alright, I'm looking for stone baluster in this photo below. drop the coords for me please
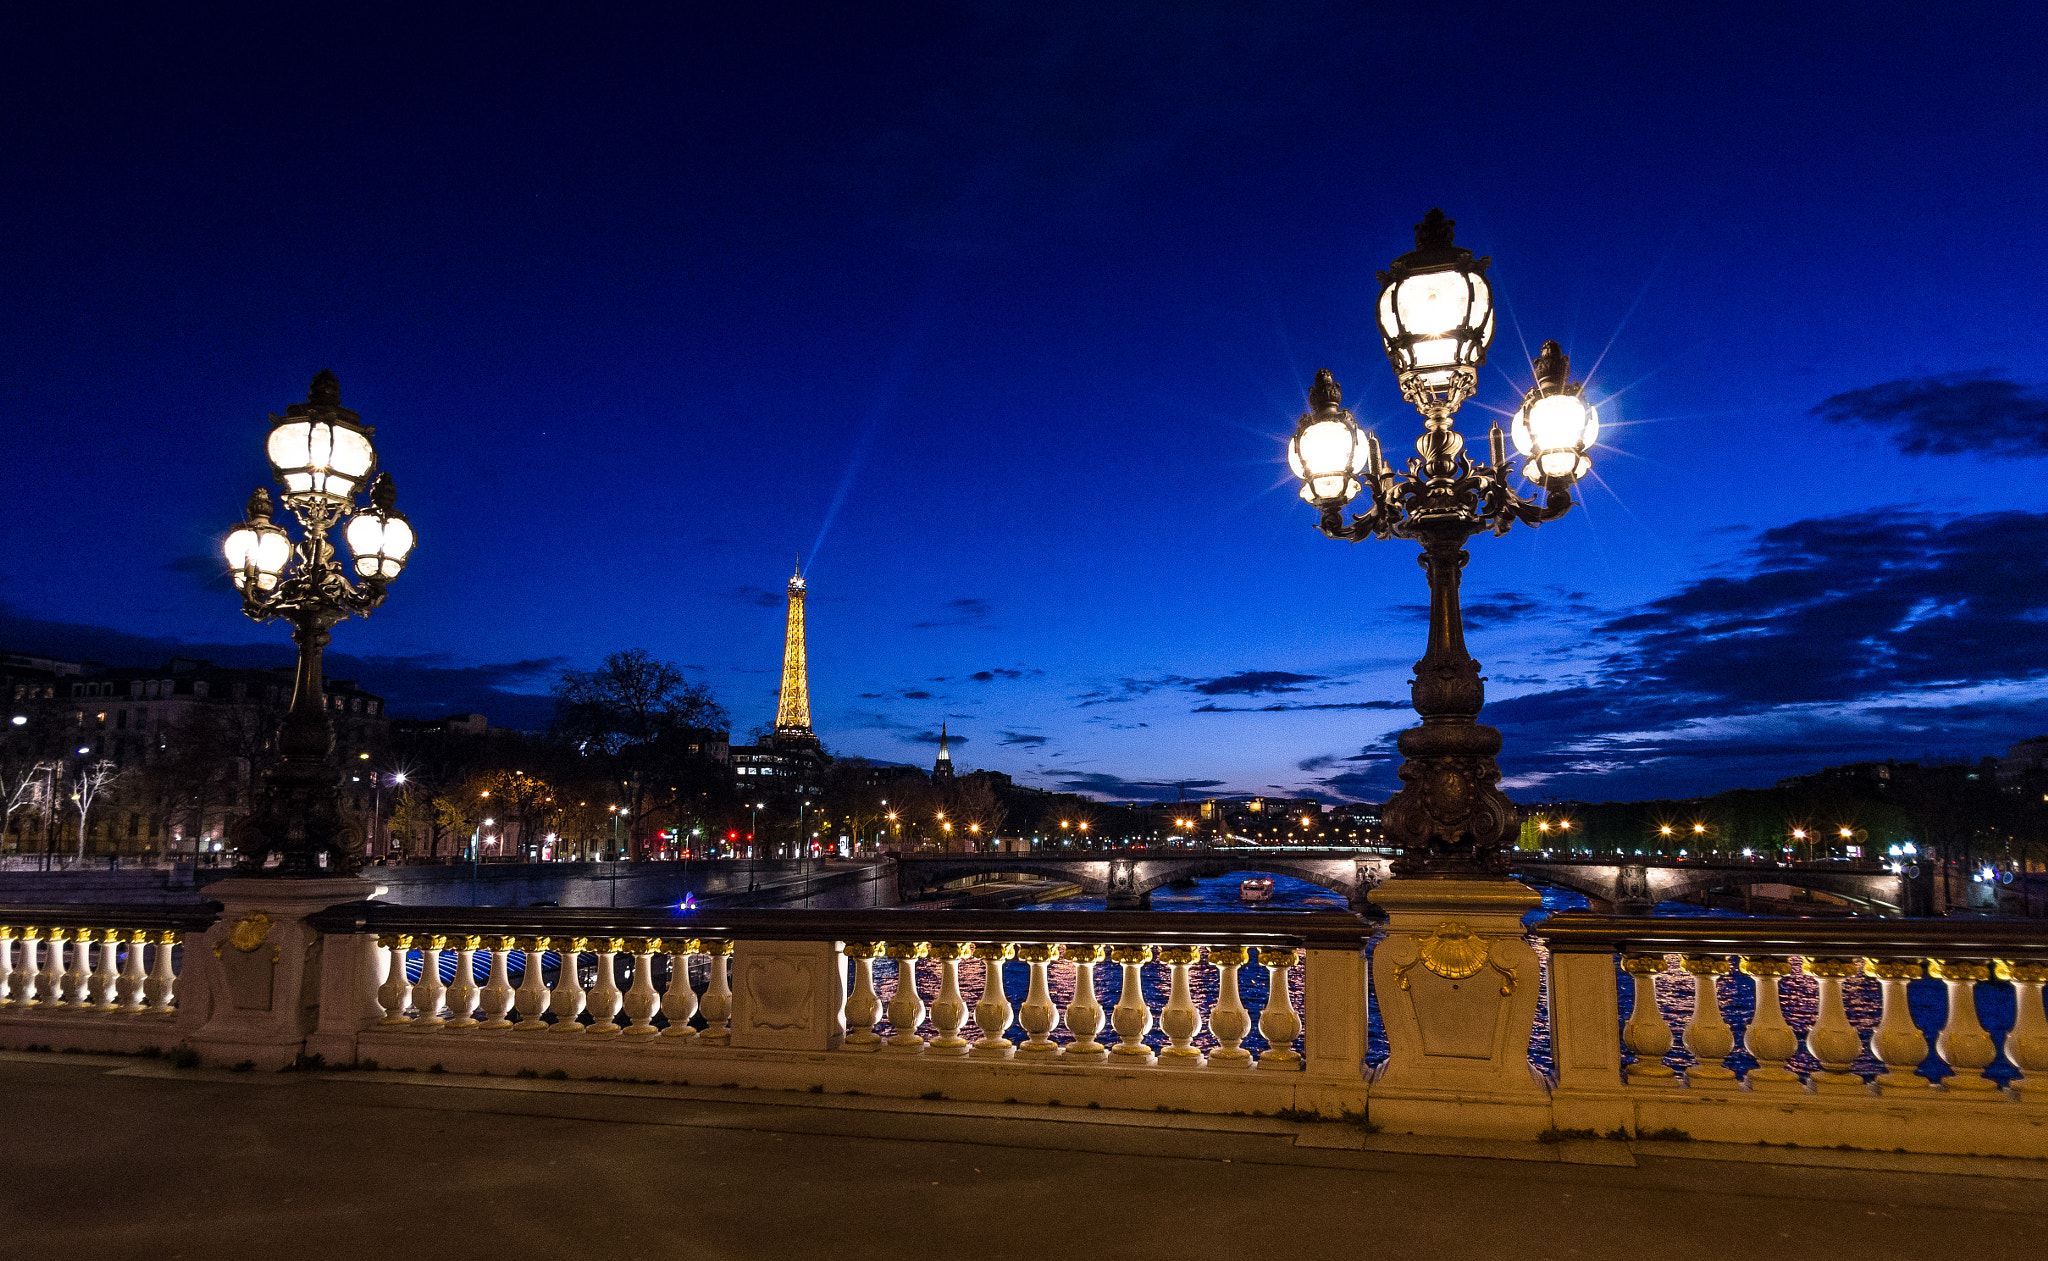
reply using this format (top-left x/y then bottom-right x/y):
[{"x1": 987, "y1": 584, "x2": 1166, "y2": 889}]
[
  {"x1": 1620, "y1": 955, "x2": 1675, "y2": 1080},
  {"x1": 0, "y1": 926, "x2": 14, "y2": 1007},
  {"x1": 145, "y1": 929, "x2": 179, "y2": 1015},
  {"x1": 42, "y1": 927, "x2": 72, "y2": 1008},
  {"x1": 584, "y1": 937, "x2": 625, "y2": 1035},
  {"x1": 87, "y1": 929, "x2": 120, "y2": 1010},
  {"x1": 513, "y1": 938, "x2": 551, "y2": 1031},
  {"x1": 115, "y1": 929, "x2": 148, "y2": 1013},
  {"x1": 662, "y1": 939, "x2": 702, "y2": 1039},
  {"x1": 1998, "y1": 961, "x2": 2048, "y2": 1091},
  {"x1": 621, "y1": 938, "x2": 663, "y2": 1036},
  {"x1": 61, "y1": 927, "x2": 90, "y2": 1006},
  {"x1": 14, "y1": 927, "x2": 43, "y2": 1007},
  {"x1": 444, "y1": 936, "x2": 482, "y2": 1028},
  {"x1": 1013, "y1": 943, "x2": 1062, "y2": 1056},
  {"x1": 1928, "y1": 959, "x2": 1999, "y2": 1092},
  {"x1": 478, "y1": 937, "x2": 516, "y2": 1029},
  {"x1": 1678, "y1": 955, "x2": 1737, "y2": 1088},
  {"x1": 1109, "y1": 944, "x2": 1156, "y2": 1064},
  {"x1": 1864, "y1": 958, "x2": 1926, "y2": 1086},
  {"x1": 412, "y1": 935, "x2": 448, "y2": 1030},
  {"x1": 376, "y1": 934, "x2": 414, "y2": 1024},
  {"x1": 882, "y1": 942, "x2": 928, "y2": 1052},
  {"x1": 1206, "y1": 946, "x2": 1253, "y2": 1068},
  {"x1": 1255, "y1": 947, "x2": 1301, "y2": 1067},
  {"x1": 1063, "y1": 945, "x2": 1109, "y2": 1058},
  {"x1": 1739, "y1": 956, "x2": 1801, "y2": 1089},
  {"x1": 1803, "y1": 957, "x2": 1867, "y2": 1092},
  {"x1": 968, "y1": 943, "x2": 1015, "y2": 1059},
  {"x1": 698, "y1": 939, "x2": 733, "y2": 1043},
  {"x1": 1156, "y1": 945, "x2": 1205, "y2": 1067},
  {"x1": 549, "y1": 937, "x2": 589, "y2": 1033},
  {"x1": 925, "y1": 942, "x2": 972, "y2": 1054},
  {"x1": 840, "y1": 942, "x2": 884, "y2": 1048}
]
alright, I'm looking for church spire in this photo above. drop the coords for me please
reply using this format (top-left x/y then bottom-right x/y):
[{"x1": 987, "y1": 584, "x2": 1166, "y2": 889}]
[
  {"x1": 932, "y1": 722, "x2": 954, "y2": 779},
  {"x1": 773, "y1": 560, "x2": 814, "y2": 740}
]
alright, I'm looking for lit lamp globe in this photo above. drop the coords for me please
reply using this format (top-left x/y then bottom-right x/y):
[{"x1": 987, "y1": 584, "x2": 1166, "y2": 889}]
[
  {"x1": 1287, "y1": 369, "x2": 1370, "y2": 509},
  {"x1": 1510, "y1": 340, "x2": 1598, "y2": 487},
  {"x1": 1374, "y1": 208, "x2": 1495, "y2": 413},
  {"x1": 344, "y1": 473, "x2": 416, "y2": 581},
  {"x1": 266, "y1": 369, "x2": 377, "y2": 504},
  {"x1": 223, "y1": 488, "x2": 292, "y2": 592}
]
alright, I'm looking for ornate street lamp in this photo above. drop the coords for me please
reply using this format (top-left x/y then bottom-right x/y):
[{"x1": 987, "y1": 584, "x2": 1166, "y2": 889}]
[
  {"x1": 1287, "y1": 210, "x2": 1597, "y2": 876},
  {"x1": 222, "y1": 371, "x2": 416, "y2": 875}
]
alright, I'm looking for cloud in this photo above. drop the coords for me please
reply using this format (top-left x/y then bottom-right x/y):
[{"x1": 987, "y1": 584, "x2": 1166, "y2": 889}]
[
  {"x1": 1190, "y1": 670, "x2": 1322, "y2": 695},
  {"x1": 999, "y1": 731, "x2": 1048, "y2": 746},
  {"x1": 1470, "y1": 507, "x2": 2048, "y2": 798},
  {"x1": 719, "y1": 585, "x2": 785, "y2": 608},
  {"x1": 1194, "y1": 699, "x2": 1409, "y2": 713},
  {"x1": 1049, "y1": 772, "x2": 1226, "y2": 803},
  {"x1": 970, "y1": 667, "x2": 1040, "y2": 681},
  {"x1": 1812, "y1": 373, "x2": 2048, "y2": 459},
  {"x1": 908, "y1": 729, "x2": 967, "y2": 746},
  {"x1": 913, "y1": 598, "x2": 993, "y2": 628},
  {"x1": 900, "y1": 690, "x2": 935, "y2": 700}
]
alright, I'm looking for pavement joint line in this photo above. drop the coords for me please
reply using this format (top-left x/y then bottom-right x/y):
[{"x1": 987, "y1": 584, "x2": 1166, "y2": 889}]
[{"x1": 18, "y1": 1051, "x2": 2048, "y2": 1180}]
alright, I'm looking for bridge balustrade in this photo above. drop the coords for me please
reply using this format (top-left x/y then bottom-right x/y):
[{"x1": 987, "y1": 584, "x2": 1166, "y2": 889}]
[
  {"x1": 0, "y1": 905, "x2": 214, "y2": 1042},
  {"x1": 1538, "y1": 915, "x2": 2048, "y2": 1153}
]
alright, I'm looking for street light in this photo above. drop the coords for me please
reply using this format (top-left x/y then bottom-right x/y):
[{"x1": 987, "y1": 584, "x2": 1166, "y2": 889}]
[
  {"x1": 221, "y1": 371, "x2": 414, "y2": 875},
  {"x1": 1288, "y1": 213, "x2": 1596, "y2": 877}
]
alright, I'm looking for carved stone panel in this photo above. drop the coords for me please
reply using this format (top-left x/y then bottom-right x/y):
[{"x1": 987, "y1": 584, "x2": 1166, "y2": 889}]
[{"x1": 729, "y1": 941, "x2": 844, "y2": 1052}]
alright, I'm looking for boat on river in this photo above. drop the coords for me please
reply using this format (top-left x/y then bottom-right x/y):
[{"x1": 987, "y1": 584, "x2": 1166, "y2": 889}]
[{"x1": 1239, "y1": 877, "x2": 1274, "y2": 903}]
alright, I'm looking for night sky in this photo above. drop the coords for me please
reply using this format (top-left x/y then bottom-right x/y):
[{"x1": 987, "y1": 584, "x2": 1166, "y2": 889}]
[{"x1": 4, "y1": 3, "x2": 2045, "y2": 805}]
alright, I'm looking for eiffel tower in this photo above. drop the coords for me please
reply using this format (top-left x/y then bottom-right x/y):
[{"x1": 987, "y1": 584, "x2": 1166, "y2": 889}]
[{"x1": 770, "y1": 560, "x2": 820, "y2": 751}]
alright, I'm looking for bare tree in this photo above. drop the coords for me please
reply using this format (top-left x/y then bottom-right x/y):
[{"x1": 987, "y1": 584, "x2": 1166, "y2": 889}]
[
  {"x1": 3, "y1": 761, "x2": 57, "y2": 858},
  {"x1": 71, "y1": 759, "x2": 123, "y2": 862}
]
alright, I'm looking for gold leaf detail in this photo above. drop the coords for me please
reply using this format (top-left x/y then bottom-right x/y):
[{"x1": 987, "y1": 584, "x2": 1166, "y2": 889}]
[
  {"x1": 229, "y1": 912, "x2": 272, "y2": 953},
  {"x1": 1417, "y1": 921, "x2": 1489, "y2": 981}
]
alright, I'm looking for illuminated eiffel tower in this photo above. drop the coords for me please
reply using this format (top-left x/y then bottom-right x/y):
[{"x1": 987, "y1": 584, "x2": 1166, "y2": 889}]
[{"x1": 771, "y1": 560, "x2": 820, "y2": 749}]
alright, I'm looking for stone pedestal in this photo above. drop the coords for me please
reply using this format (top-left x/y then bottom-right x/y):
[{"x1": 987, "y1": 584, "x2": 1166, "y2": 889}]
[
  {"x1": 186, "y1": 876, "x2": 379, "y2": 1071},
  {"x1": 1368, "y1": 877, "x2": 1549, "y2": 1137}
]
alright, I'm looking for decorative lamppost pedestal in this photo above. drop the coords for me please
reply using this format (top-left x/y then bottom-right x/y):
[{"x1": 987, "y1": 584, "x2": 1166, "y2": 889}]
[
  {"x1": 183, "y1": 372, "x2": 417, "y2": 1068},
  {"x1": 1284, "y1": 212, "x2": 1604, "y2": 1134}
]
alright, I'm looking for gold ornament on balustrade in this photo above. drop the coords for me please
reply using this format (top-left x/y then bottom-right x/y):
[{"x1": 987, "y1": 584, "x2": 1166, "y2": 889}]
[
  {"x1": 157, "y1": 929, "x2": 182, "y2": 946},
  {"x1": 663, "y1": 938, "x2": 702, "y2": 956},
  {"x1": 1207, "y1": 945, "x2": 1250, "y2": 968},
  {"x1": 1680, "y1": 954, "x2": 1731, "y2": 976},
  {"x1": 926, "y1": 941, "x2": 970, "y2": 962},
  {"x1": 1995, "y1": 960, "x2": 2048, "y2": 985},
  {"x1": 1418, "y1": 921, "x2": 1491, "y2": 980},
  {"x1": 1802, "y1": 957, "x2": 1861, "y2": 979},
  {"x1": 1156, "y1": 945, "x2": 1202, "y2": 967},
  {"x1": 968, "y1": 942, "x2": 1014, "y2": 962},
  {"x1": 700, "y1": 939, "x2": 734, "y2": 957},
  {"x1": 1928, "y1": 959, "x2": 1992, "y2": 983},
  {"x1": 592, "y1": 937, "x2": 625, "y2": 954},
  {"x1": 229, "y1": 912, "x2": 273, "y2": 953},
  {"x1": 841, "y1": 941, "x2": 883, "y2": 960},
  {"x1": 1739, "y1": 956, "x2": 1793, "y2": 979},
  {"x1": 625, "y1": 938, "x2": 662, "y2": 955},
  {"x1": 1108, "y1": 944, "x2": 1152, "y2": 966},
  {"x1": 484, "y1": 935, "x2": 511, "y2": 951},
  {"x1": 518, "y1": 936, "x2": 547, "y2": 953},
  {"x1": 451, "y1": 934, "x2": 481, "y2": 952},
  {"x1": 883, "y1": 941, "x2": 927, "y2": 961},
  {"x1": 1863, "y1": 958, "x2": 1921, "y2": 981},
  {"x1": 421, "y1": 934, "x2": 448, "y2": 952},
  {"x1": 1620, "y1": 953, "x2": 1668, "y2": 977},
  {"x1": 1014, "y1": 943, "x2": 1058, "y2": 964},
  {"x1": 1062, "y1": 943, "x2": 1105, "y2": 964},
  {"x1": 1256, "y1": 946, "x2": 1300, "y2": 969},
  {"x1": 376, "y1": 932, "x2": 412, "y2": 950}
]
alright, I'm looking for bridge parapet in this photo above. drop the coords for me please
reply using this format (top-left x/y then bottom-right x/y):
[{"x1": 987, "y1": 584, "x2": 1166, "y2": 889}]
[{"x1": 4, "y1": 886, "x2": 2045, "y2": 1158}]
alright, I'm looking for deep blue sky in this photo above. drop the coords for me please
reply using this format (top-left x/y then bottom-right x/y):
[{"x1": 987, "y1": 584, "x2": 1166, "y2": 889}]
[{"x1": 4, "y1": 2, "x2": 2046, "y2": 804}]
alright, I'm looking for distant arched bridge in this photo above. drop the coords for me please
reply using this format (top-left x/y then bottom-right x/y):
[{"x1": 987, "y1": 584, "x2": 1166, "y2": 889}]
[{"x1": 893, "y1": 849, "x2": 1908, "y2": 915}]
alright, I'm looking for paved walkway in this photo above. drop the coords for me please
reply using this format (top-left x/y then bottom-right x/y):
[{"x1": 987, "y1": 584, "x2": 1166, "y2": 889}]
[{"x1": 2, "y1": 1052, "x2": 2043, "y2": 1260}]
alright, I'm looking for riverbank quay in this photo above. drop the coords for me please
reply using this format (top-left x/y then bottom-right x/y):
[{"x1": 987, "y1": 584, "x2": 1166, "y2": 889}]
[{"x1": 2, "y1": 1053, "x2": 2042, "y2": 1261}]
